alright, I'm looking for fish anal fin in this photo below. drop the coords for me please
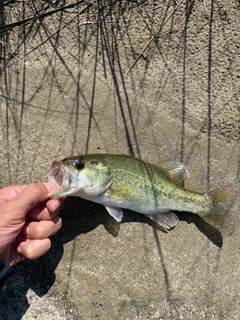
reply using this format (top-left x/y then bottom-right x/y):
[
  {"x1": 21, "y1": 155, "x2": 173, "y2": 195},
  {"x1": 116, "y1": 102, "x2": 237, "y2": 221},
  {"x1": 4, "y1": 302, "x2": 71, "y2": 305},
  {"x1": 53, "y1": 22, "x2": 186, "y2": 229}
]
[
  {"x1": 157, "y1": 161, "x2": 190, "y2": 186},
  {"x1": 105, "y1": 205, "x2": 123, "y2": 222},
  {"x1": 146, "y1": 211, "x2": 179, "y2": 230}
]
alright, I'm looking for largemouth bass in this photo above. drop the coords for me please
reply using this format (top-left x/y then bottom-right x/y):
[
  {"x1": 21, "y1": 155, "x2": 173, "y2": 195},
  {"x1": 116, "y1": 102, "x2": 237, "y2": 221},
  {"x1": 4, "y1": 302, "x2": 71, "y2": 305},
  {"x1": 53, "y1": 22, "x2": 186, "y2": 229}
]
[{"x1": 48, "y1": 154, "x2": 233, "y2": 233}]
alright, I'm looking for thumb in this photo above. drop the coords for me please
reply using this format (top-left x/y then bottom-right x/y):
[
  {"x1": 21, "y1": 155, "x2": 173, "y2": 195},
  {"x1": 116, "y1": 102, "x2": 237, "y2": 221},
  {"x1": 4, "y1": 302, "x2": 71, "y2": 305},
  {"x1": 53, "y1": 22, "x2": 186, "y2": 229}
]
[{"x1": 2, "y1": 183, "x2": 58, "y2": 221}]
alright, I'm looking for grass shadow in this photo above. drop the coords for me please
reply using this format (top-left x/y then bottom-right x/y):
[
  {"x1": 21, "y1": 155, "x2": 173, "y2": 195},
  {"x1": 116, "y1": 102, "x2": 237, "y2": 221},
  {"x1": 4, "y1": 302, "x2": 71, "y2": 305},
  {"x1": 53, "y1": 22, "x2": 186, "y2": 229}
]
[{"x1": 0, "y1": 0, "x2": 239, "y2": 318}]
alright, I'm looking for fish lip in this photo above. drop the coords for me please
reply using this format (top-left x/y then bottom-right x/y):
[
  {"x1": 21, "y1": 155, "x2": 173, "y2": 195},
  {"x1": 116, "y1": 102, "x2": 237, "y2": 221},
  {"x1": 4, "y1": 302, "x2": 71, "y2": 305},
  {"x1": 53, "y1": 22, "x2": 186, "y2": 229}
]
[
  {"x1": 48, "y1": 161, "x2": 66, "y2": 196},
  {"x1": 48, "y1": 161, "x2": 79, "y2": 198}
]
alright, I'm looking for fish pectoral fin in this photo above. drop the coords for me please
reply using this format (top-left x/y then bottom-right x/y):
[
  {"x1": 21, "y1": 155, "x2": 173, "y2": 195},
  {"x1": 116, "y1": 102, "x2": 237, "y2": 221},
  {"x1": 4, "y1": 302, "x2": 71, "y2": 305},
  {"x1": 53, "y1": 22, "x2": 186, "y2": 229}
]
[
  {"x1": 157, "y1": 161, "x2": 190, "y2": 185},
  {"x1": 105, "y1": 205, "x2": 123, "y2": 222},
  {"x1": 146, "y1": 211, "x2": 179, "y2": 230}
]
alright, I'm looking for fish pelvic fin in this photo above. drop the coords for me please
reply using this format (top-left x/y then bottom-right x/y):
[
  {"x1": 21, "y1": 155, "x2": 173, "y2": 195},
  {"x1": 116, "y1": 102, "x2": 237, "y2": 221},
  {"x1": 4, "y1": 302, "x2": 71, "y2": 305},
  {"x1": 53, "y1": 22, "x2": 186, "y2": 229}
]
[
  {"x1": 105, "y1": 205, "x2": 123, "y2": 222},
  {"x1": 146, "y1": 211, "x2": 179, "y2": 230},
  {"x1": 201, "y1": 185, "x2": 235, "y2": 235}
]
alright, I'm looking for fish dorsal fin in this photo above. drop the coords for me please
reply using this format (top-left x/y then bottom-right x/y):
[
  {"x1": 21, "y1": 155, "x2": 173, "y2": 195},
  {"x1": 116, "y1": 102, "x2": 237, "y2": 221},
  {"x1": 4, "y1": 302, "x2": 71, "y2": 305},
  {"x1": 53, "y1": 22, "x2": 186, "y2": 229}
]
[
  {"x1": 105, "y1": 205, "x2": 123, "y2": 222},
  {"x1": 146, "y1": 211, "x2": 179, "y2": 230},
  {"x1": 157, "y1": 161, "x2": 190, "y2": 185}
]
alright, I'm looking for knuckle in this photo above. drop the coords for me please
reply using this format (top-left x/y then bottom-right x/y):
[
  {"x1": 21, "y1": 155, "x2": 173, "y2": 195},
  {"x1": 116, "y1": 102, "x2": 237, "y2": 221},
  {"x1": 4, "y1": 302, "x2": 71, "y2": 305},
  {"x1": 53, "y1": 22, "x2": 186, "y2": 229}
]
[
  {"x1": 24, "y1": 183, "x2": 48, "y2": 204},
  {"x1": 24, "y1": 245, "x2": 37, "y2": 260},
  {"x1": 25, "y1": 184, "x2": 42, "y2": 197},
  {"x1": 24, "y1": 239, "x2": 51, "y2": 260},
  {"x1": 58, "y1": 217, "x2": 62, "y2": 229},
  {"x1": 35, "y1": 222, "x2": 45, "y2": 238}
]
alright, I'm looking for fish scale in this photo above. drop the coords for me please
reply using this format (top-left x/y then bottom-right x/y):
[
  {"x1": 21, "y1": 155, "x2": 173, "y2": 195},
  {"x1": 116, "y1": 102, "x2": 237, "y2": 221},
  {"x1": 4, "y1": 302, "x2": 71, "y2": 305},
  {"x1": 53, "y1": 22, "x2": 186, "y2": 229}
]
[
  {"x1": 102, "y1": 156, "x2": 211, "y2": 214},
  {"x1": 48, "y1": 154, "x2": 234, "y2": 233}
]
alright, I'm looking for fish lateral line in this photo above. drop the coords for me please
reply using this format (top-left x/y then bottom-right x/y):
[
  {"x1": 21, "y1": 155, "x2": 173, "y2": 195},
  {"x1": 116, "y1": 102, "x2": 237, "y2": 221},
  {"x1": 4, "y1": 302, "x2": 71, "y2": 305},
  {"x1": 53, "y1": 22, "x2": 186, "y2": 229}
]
[{"x1": 48, "y1": 154, "x2": 235, "y2": 234}]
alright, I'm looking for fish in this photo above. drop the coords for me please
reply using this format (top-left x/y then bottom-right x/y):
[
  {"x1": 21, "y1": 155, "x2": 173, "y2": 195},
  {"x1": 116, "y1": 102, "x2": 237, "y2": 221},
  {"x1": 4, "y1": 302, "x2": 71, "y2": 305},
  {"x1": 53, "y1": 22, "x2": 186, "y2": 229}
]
[{"x1": 48, "y1": 154, "x2": 234, "y2": 233}]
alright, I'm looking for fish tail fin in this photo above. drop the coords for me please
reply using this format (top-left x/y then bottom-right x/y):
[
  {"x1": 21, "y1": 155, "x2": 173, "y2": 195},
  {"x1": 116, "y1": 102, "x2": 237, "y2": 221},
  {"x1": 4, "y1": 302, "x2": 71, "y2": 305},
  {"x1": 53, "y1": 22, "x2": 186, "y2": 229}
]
[{"x1": 201, "y1": 185, "x2": 235, "y2": 235}]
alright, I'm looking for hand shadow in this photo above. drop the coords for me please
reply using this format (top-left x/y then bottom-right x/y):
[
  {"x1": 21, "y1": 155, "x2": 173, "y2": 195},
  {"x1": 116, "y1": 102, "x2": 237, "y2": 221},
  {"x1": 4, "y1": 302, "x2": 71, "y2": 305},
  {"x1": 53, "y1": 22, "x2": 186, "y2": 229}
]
[
  {"x1": 0, "y1": 197, "x2": 105, "y2": 319},
  {"x1": 0, "y1": 197, "x2": 150, "y2": 319}
]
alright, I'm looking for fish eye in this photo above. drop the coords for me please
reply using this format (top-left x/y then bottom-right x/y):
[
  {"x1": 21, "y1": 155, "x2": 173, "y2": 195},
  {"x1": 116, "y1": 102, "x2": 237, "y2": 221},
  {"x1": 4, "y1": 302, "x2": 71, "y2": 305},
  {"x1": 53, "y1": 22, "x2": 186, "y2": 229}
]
[{"x1": 75, "y1": 160, "x2": 84, "y2": 170}]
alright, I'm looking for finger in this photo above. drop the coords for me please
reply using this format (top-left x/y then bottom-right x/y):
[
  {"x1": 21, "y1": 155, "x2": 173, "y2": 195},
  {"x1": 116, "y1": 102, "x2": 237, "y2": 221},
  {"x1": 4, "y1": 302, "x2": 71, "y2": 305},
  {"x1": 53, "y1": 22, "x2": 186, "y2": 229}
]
[
  {"x1": 27, "y1": 199, "x2": 63, "y2": 220},
  {"x1": 46, "y1": 198, "x2": 63, "y2": 213},
  {"x1": 21, "y1": 216, "x2": 62, "y2": 239},
  {"x1": 17, "y1": 238, "x2": 51, "y2": 260},
  {"x1": 3, "y1": 183, "x2": 58, "y2": 221},
  {"x1": 0, "y1": 185, "x2": 27, "y2": 204}
]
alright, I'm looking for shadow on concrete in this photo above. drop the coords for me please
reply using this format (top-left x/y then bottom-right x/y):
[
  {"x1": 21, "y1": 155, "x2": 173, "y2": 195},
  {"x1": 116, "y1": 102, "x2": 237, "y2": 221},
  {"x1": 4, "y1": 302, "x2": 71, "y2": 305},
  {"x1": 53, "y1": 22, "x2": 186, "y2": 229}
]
[
  {"x1": 0, "y1": 0, "x2": 238, "y2": 319},
  {"x1": 0, "y1": 192, "x2": 223, "y2": 319}
]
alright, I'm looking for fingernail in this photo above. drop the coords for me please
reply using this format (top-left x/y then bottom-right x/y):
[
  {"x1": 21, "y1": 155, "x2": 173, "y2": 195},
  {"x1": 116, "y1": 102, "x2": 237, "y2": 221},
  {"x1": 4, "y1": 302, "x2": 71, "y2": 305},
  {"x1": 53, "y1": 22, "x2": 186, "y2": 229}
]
[{"x1": 43, "y1": 182, "x2": 59, "y2": 195}]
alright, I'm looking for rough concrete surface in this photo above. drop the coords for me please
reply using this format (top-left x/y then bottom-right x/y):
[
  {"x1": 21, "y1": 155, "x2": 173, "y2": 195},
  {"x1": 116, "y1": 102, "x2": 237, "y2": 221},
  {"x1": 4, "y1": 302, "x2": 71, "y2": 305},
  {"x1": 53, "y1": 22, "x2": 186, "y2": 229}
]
[{"x1": 0, "y1": 0, "x2": 239, "y2": 319}]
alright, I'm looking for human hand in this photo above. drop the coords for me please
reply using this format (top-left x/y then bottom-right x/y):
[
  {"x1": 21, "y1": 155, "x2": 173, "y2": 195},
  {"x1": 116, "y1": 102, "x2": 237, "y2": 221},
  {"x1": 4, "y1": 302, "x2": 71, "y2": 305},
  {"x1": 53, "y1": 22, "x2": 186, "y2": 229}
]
[{"x1": 0, "y1": 183, "x2": 63, "y2": 266}]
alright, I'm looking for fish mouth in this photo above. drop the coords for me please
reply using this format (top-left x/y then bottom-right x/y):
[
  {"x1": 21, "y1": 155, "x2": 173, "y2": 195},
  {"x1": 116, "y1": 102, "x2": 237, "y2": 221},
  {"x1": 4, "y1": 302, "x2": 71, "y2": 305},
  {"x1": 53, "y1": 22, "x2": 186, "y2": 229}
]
[{"x1": 48, "y1": 161, "x2": 80, "y2": 198}]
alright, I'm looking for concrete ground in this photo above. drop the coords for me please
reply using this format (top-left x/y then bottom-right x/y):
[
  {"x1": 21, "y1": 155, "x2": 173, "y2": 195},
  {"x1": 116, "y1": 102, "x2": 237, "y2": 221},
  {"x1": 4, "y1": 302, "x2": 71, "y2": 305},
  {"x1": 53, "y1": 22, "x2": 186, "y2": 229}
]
[{"x1": 0, "y1": 1, "x2": 239, "y2": 319}]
